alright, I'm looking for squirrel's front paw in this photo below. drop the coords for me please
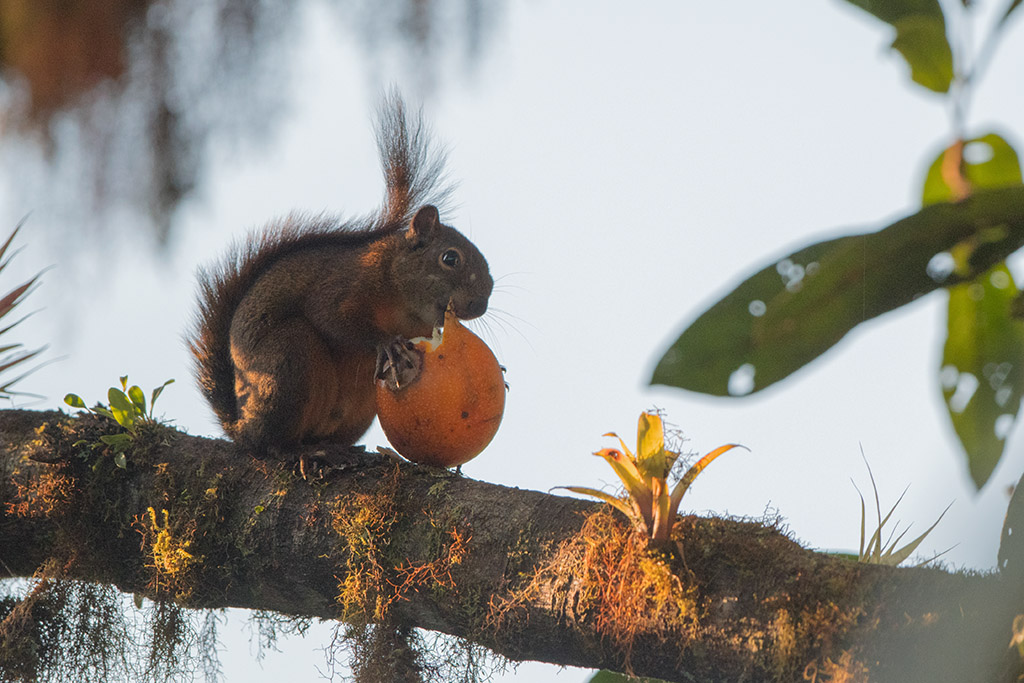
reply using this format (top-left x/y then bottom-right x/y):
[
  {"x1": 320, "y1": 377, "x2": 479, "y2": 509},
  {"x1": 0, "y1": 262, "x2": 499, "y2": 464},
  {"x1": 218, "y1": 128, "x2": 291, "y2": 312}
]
[{"x1": 375, "y1": 337, "x2": 423, "y2": 391}]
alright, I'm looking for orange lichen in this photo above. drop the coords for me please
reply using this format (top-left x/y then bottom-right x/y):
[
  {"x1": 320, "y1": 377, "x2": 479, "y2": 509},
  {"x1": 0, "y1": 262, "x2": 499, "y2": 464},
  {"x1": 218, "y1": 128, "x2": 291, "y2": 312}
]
[
  {"x1": 6, "y1": 467, "x2": 74, "y2": 519},
  {"x1": 331, "y1": 465, "x2": 470, "y2": 622},
  {"x1": 489, "y1": 507, "x2": 696, "y2": 673}
]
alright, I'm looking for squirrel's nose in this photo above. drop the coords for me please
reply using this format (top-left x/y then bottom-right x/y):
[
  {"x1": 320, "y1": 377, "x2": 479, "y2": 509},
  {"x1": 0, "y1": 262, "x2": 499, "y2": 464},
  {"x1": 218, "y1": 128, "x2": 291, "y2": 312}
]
[{"x1": 459, "y1": 297, "x2": 488, "y2": 320}]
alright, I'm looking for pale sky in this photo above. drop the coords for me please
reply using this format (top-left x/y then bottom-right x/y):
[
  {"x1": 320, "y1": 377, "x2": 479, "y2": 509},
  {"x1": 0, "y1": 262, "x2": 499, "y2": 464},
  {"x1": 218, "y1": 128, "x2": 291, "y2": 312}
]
[{"x1": 4, "y1": 1, "x2": 1024, "y2": 681}]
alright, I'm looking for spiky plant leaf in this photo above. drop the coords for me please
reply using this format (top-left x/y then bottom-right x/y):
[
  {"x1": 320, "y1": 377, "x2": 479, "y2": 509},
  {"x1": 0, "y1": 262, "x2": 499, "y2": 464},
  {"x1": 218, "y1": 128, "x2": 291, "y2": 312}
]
[
  {"x1": 593, "y1": 448, "x2": 653, "y2": 523},
  {"x1": 602, "y1": 432, "x2": 634, "y2": 460},
  {"x1": 559, "y1": 486, "x2": 640, "y2": 525},
  {"x1": 0, "y1": 223, "x2": 45, "y2": 400},
  {"x1": 881, "y1": 502, "x2": 953, "y2": 566},
  {"x1": 668, "y1": 444, "x2": 746, "y2": 517}
]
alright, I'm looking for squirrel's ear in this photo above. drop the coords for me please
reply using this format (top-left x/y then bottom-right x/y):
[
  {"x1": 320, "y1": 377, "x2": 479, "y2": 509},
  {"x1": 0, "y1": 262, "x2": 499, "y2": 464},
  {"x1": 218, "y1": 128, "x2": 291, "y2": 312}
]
[{"x1": 407, "y1": 205, "x2": 440, "y2": 244}]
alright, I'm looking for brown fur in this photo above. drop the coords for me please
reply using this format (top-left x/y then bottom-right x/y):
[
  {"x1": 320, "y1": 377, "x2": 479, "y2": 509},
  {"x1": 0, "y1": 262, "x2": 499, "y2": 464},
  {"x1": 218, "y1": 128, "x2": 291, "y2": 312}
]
[{"x1": 188, "y1": 92, "x2": 492, "y2": 454}]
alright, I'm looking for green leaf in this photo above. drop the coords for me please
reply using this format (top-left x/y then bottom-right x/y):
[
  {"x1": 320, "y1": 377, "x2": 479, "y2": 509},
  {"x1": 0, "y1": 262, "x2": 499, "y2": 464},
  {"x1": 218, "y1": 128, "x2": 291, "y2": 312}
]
[
  {"x1": 64, "y1": 393, "x2": 86, "y2": 409},
  {"x1": 841, "y1": 0, "x2": 953, "y2": 93},
  {"x1": 651, "y1": 186, "x2": 1024, "y2": 396},
  {"x1": 942, "y1": 263, "x2": 1024, "y2": 488},
  {"x1": 113, "y1": 452, "x2": 128, "y2": 470},
  {"x1": 999, "y1": 470, "x2": 1024, "y2": 580},
  {"x1": 92, "y1": 407, "x2": 116, "y2": 421},
  {"x1": 119, "y1": 375, "x2": 128, "y2": 392},
  {"x1": 127, "y1": 384, "x2": 146, "y2": 416},
  {"x1": 924, "y1": 133, "x2": 1024, "y2": 489},
  {"x1": 889, "y1": 16, "x2": 954, "y2": 93},
  {"x1": 842, "y1": 0, "x2": 944, "y2": 25},
  {"x1": 923, "y1": 133, "x2": 1022, "y2": 207},
  {"x1": 108, "y1": 388, "x2": 136, "y2": 432},
  {"x1": 150, "y1": 379, "x2": 174, "y2": 413}
]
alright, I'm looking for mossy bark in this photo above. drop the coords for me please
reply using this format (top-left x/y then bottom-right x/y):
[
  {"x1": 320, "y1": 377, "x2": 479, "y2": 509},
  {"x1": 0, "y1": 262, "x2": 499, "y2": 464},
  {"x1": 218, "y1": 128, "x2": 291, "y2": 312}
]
[{"x1": 1, "y1": 408, "x2": 1021, "y2": 682}]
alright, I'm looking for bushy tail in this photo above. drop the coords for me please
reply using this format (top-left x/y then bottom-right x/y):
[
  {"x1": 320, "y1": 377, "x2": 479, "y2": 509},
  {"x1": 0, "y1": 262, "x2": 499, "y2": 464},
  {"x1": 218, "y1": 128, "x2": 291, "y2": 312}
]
[
  {"x1": 189, "y1": 260, "x2": 242, "y2": 433},
  {"x1": 375, "y1": 89, "x2": 455, "y2": 227},
  {"x1": 189, "y1": 90, "x2": 454, "y2": 436}
]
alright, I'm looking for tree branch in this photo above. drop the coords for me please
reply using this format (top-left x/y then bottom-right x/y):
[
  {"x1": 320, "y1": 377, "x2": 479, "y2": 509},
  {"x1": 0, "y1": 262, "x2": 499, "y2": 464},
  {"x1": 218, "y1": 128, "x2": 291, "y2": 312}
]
[{"x1": 1, "y1": 408, "x2": 1021, "y2": 682}]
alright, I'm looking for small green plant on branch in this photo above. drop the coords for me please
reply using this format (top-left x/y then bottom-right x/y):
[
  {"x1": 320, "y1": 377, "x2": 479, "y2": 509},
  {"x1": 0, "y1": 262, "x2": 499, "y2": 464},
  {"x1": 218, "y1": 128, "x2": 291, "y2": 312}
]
[
  {"x1": 64, "y1": 376, "x2": 174, "y2": 468},
  {"x1": 0, "y1": 222, "x2": 46, "y2": 400},
  {"x1": 561, "y1": 411, "x2": 743, "y2": 544},
  {"x1": 854, "y1": 456, "x2": 953, "y2": 567}
]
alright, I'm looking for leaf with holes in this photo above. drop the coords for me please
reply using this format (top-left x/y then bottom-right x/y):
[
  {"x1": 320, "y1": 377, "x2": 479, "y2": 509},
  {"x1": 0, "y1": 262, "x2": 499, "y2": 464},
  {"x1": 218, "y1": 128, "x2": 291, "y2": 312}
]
[
  {"x1": 651, "y1": 186, "x2": 1024, "y2": 396},
  {"x1": 999, "y1": 470, "x2": 1024, "y2": 581},
  {"x1": 925, "y1": 133, "x2": 1024, "y2": 489},
  {"x1": 941, "y1": 264, "x2": 1024, "y2": 489},
  {"x1": 922, "y1": 134, "x2": 1022, "y2": 207}
]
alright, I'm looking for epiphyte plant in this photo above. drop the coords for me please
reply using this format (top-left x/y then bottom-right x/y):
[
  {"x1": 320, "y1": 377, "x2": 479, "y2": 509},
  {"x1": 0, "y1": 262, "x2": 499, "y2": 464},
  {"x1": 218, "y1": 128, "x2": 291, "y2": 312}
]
[
  {"x1": 564, "y1": 411, "x2": 744, "y2": 544},
  {"x1": 64, "y1": 376, "x2": 174, "y2": 468}
]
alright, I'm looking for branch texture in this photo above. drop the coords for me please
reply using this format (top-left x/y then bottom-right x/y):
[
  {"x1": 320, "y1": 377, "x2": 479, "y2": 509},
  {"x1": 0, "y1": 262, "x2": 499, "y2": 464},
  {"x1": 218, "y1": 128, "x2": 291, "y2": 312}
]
[{"x1": 0, "y1": 409, "x2": 1020, "y2": 682}]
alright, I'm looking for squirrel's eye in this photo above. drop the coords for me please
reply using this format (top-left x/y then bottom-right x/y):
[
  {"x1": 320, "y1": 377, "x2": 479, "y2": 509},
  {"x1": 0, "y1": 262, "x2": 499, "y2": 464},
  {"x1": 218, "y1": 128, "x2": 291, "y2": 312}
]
[{"x1": 440, "y1": 248, "x2": 462, "y2": 269}]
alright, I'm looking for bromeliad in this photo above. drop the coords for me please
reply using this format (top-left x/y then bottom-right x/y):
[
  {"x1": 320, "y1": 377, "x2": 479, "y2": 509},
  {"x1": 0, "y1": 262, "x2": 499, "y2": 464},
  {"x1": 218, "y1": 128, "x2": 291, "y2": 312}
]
[{"x1": 563, "y1": 411, "x2": 744, "y2": 544}]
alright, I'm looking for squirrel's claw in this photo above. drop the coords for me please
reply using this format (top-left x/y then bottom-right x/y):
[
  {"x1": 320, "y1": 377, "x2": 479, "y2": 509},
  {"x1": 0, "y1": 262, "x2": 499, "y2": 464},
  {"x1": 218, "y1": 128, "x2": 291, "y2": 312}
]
[{"x1": 375, "y1": 338, "x2": 423, "y2": 391}]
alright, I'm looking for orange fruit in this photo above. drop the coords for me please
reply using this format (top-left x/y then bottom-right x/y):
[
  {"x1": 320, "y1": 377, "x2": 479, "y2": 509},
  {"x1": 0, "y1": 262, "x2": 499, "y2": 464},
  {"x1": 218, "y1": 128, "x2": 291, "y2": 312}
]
[{"x1": 376, "y1": 309, "x2": 505, "y2": 467}]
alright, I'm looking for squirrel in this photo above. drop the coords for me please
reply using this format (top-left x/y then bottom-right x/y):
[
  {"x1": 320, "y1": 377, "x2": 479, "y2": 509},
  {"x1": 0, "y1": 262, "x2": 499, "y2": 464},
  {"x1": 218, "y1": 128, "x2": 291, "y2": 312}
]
[{"x1": 188, "y1": 92, "x2": 493, "y2": 456}]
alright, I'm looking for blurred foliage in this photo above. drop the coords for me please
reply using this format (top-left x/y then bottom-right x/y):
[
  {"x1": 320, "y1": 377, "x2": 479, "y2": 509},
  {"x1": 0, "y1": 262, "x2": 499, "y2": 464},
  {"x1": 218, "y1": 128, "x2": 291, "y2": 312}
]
[
  {"x1": 653, "y1": 1, "x2": 1024, "y2": 491},
  {"x1": 1000, "y1": 472, "x2": 1024, "y2": 581},
  {"x1": 0, "y1": 222, "x2": 44, "y2": 400},
  {"x1": 0, "y1": 0, "x2": 500, "y2": 247},
  {"x1": 926, "y1": 135, "x2": 1024, "y2": 487},
  {"x1": 842, "y1": 0, "x2": 953, "y2": 92},
  {"x1": 651, "y1": 187, "x2": 1024, "y2": 397}
]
